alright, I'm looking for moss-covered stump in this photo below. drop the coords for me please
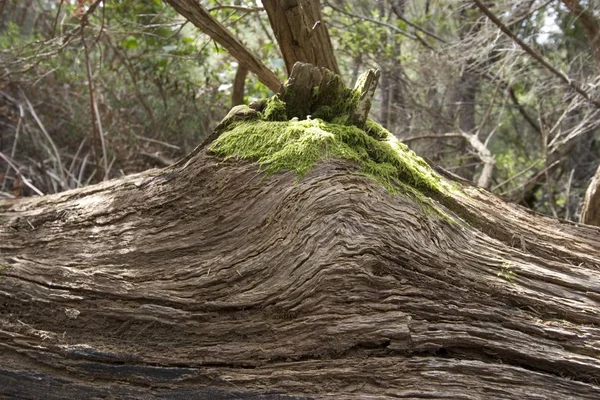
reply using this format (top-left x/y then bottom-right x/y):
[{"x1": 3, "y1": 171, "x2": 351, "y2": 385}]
[
  {"x1": 206, "y1": 62, "x2": 452, "y2": 202},
  {"x1": 210, "y1": 106, "x2": 451, "y2": 197},
  {"x1": 1, "y1": 65, "x2": 600, "y2": 399}
]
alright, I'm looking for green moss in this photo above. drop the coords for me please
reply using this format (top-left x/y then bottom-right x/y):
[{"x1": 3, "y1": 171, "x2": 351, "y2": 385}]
[
  {"x1": 263, "y1": 95, "x2": 287, "y2": 121},
  {"x1": 365, "y1": 118, "x2": 392, "y2": 140},
  {"x1": 209, "y1": 116, "x2": 453, "y2": 197},
  {"x1": 280, "y1": 73, "x2": 358, "y2": 123}
]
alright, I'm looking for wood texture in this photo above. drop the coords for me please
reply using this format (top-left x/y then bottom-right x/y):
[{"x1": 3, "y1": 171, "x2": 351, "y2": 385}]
[
  {"x1": 1, "y1": 146, "x2": 600, "y2": 398},
  {"x1": 349, "y1": 68, "x2": 381, "y2": 128},
  {"x1": 280, "y1": 62, "x2": 345, "y2": 119}
]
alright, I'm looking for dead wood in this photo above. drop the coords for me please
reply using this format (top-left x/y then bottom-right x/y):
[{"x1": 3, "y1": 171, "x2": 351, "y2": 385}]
[{"x1": 1, "y1": 146, "x2": 600, "y2": 398}]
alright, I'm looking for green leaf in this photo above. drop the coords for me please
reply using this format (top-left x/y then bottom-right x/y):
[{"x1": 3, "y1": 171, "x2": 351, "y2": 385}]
[
  {"x1": 182, "y1": 36, "x2": 195, "y2": 44},
  {"x1": 122, "y1": 36, "x2": 139, "y2": 50}
]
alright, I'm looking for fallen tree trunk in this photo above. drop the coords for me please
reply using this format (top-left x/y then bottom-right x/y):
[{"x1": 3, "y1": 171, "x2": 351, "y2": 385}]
[{"x1": 1, "y1": 65, "x2": 600, "y2": 399}]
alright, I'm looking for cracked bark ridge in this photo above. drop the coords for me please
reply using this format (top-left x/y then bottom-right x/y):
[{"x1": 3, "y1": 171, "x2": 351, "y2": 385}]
[{"x1": 1, "y1": 144, "x2": 600, "y2": 398}]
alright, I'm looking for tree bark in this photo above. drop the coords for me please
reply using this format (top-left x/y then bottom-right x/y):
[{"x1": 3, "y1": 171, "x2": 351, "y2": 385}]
[
  {"x1": 262, "y1": 0, "x2": 340, "y2": 76},
  {"x1": 1, "y1": 70, "x2": 600, "y2": 398}
]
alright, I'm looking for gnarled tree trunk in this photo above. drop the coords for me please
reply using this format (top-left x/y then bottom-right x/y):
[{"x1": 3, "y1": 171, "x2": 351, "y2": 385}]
[{"x1": 1, "y1": 64, "x2": 600, "y2": 399}]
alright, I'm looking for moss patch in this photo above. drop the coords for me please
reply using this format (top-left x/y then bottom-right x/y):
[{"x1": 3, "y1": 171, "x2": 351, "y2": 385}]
[
  {"x1": 263, "y1": 95, "x2": 287, "y2": 121},
  {"x1": 209, "y1": 111, "x2": 453, "y2": 197}
]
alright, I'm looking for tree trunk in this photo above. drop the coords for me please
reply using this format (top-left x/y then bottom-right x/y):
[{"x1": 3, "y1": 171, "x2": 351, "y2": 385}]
[
  {"x1": 451, "y1": 5, "x2": 482, "y2": 181},
  {"x1": 231, "y1": 64, "x2": 248, "y2": 106},
  {"x1": 262, "y1": 0, "x2": 340, "y2": 76},
  {"x1": 1, "y1": 66, "x2": 600, "y2": 399}
]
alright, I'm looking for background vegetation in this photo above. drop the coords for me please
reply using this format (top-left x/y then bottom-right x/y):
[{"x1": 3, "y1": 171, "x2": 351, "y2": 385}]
[{"x1": 1, "y1": 0, "x2": 599, "y2": 222}]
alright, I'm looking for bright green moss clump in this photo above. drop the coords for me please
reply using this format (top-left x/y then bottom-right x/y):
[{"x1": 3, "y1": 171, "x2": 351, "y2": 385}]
[
  {"x1": 210, "y1": 111, "x2": 453, "y2": 197},
  {"x1": 263, "y1": 95, "x2": 287, "y2": 121}
]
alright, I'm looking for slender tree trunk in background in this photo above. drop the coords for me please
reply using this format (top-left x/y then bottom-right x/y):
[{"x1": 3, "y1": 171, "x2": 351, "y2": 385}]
[
  {"x1": 231, "y1": 64, "x2": 248, "y2": 106},
  {"x1": 380, "y1": 71, "x2": 391, "y2": 127},
  {"x1": 380, "y1": 55, "x2": 406, "y2": 137},
  {"x1": 451, "y1": 4, "x2": 481, "y2": 181},
  {"x1": 378, "y1": 1, "x2": 391, "y2": 129},
  {"x1": 262, "y1": 0, "x2": 340, "y2": 75},
  {"x1": 380, "y1": 0, "x2": 407, "y2": 136},
  {"x1": 390, "y1": 1, "x2": 407, "y2": 134},
  {"x1": 349, "y1": 53, "x2": 362, "y2": 85},
  {"x1": 454, "y1": 71, "x2": 478, "y2": 136}
]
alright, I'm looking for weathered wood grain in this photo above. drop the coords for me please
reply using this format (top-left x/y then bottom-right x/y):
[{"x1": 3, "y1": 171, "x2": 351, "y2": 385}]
[{"x1": 1, "y1": 148, "x2": 599, "y2": 398}]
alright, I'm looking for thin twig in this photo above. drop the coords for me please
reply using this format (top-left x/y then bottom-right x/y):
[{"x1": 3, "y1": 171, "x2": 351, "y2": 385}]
[
  {"x1": 326, "y1": 3, "x2": 420, "y2": 43},
  {"x1": 493, "y1": 160, "x2": 543, "y2": 191},
  {"x1": 78, "y1": 152, "x2": 91, "y2": 186},
  {"x1": 1, "y1": 95, "x2": 24, "y2": 192},
  {"x1": 22, "y1": 94, "x2": 67, "y2": 189},
  {"x1": 0, "y1": 152, "x2": 44, "y2": 196},
  {"x1": 389, "y1": 2, "x2": 447, "y2": 43},
  {"x1": 565, "y1": 168, "x2": 575, "y2": 220},
  {"x1": 207, "y1": 5, "x2": 264, "y2": 13},
  {"x1": 51, "y1": 0, "x2": 65, "y2": 38},
  {"x1": 134, "y1": 134, "x2": 181, "y2": 150},
  {"x1": 69, "y1": 137, "x2": 87, "y2": 177}
]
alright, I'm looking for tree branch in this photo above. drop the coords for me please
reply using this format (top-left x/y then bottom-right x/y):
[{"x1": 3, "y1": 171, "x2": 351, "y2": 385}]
[{"x1": 163, "y1": 0, "x2": 281, "y2": 91}]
